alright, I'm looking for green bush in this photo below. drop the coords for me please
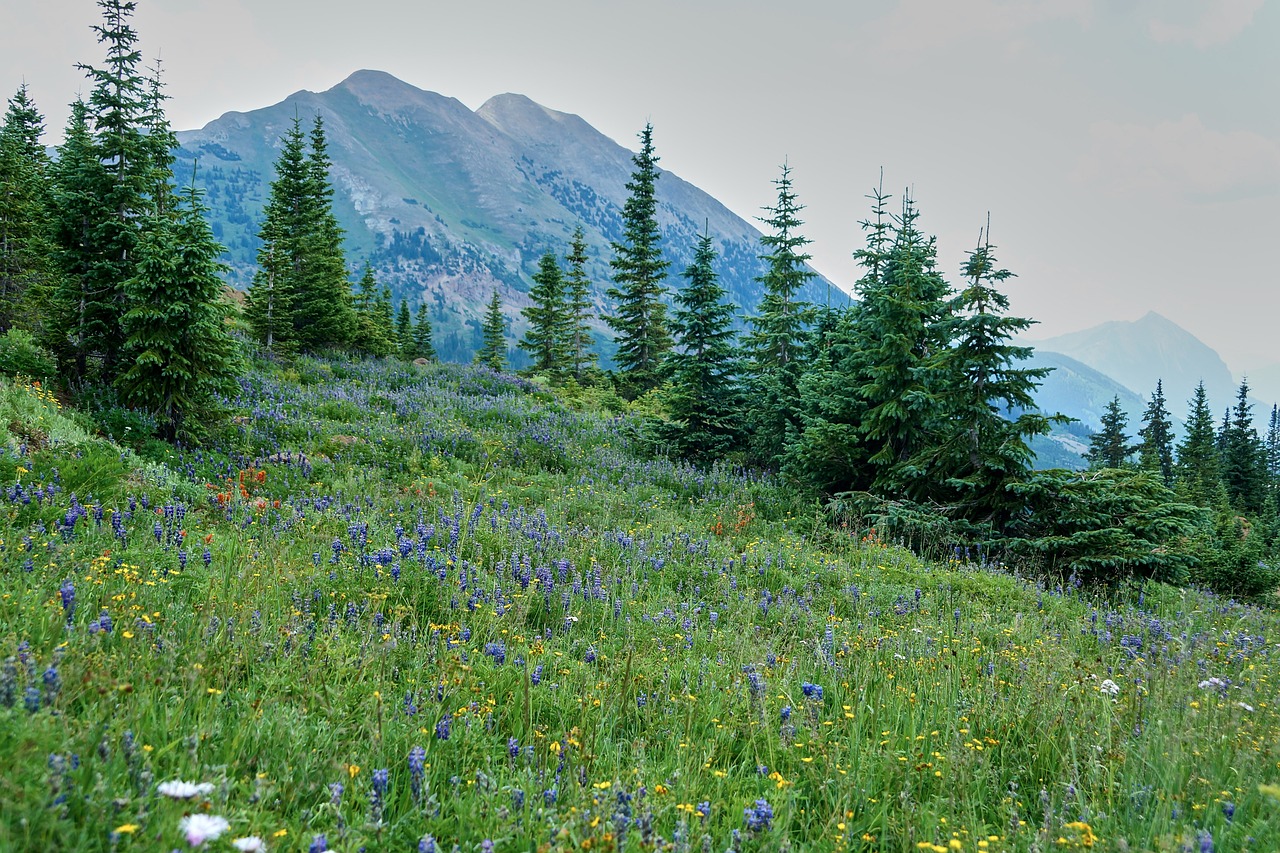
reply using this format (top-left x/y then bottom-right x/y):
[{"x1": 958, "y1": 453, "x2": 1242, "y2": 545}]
[{"x1": 0, "y1": 328, "x2": 56, "y2": 380}]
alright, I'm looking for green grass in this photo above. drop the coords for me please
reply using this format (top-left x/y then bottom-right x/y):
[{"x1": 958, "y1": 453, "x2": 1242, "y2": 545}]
[{"x1": 0, "y1": 364, "x2": 1277, "y2": 852}]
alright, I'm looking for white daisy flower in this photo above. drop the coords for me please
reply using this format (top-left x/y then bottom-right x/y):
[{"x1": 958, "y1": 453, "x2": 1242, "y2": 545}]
[
  {"x1": 232, "y1": 837, "x2": 268, "y2": 852},
  {"x1": 179, "y1": 813, "x2": 230, "y2": 846}
]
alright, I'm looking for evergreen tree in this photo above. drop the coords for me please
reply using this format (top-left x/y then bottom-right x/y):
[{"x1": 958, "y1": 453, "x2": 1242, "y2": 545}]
[
  {"x1": 0, "y1": 84, "x2": 57, "y2": 335},
  {"x1": 1084, "y1": 396, "x2": 1135, "y2": 469},
  {"x1": 1265, "y1": 405, "x2": 1280, "y2": 497},
  {"x1": 140, "y1": 58, "x2": 177, "y2": 218},
  {"x1": 374, "y1": 286, "x2": 395, "y2": 356},
  {"x1": 244, "y1": 118, "x2": 307, "y2": 354},
  {"x1": 351, "y1": 265, "x2": 394, "y2": 357},
  {"x1": 1176, "y1": 382, "x2": 1221, "y2": 502},
  {"x1": 413, "y1": 302, "x2": 436, "y2": 362},
  {"x1": 519, "y1": 252, "x2": 571, "y2": 377},
  {"x1": 563, "y1": 226, "x2": 597, "y2": 379},
  {"x1": 605, "y1": 123, "x2": 671, "y2": 399},
  {"x1": 660, "y1": 232, "x2": 741, "y2": 459},
  {"x1": 475, "y1": 289, "x2": 507, "y2": 371},
  {"x1": 847, "y1": 193, "x2": 953, "y2": 494},
  {"x1": 116, "y1": 178, "x2": 240, "y2": 438},
  {"x1": 395, "y1": 300, "x2": 413, "y2": 357},
  {"x1": 1137, "y1": 379, "x2": 1176, "y2": 486},
  {"x1": 744, "y1": 163, "x2": 816, "y2": 466},
  {"x1": 909, "y1": 223, "x2": 1058, "y2": 520},
  {"x1": 1221, "y1": 378, "x2": 1266, "y2": 513},
  {"x1": 293, "y1": 116, "x2": 354, "y2": 350},
  {"x1": 75, "y1": 0, "x2": 152, "y2": 374}
]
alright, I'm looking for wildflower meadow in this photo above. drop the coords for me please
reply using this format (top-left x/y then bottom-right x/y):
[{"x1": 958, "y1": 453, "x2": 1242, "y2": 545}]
[{"x1": 1, "y1": 358, "x2": 1277, "y2": 851}]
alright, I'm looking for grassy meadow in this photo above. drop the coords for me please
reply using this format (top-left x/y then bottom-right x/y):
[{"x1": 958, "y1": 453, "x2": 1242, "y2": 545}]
[{"x1": 1, "y1": 358, "x2": 1277, "y2": 852}]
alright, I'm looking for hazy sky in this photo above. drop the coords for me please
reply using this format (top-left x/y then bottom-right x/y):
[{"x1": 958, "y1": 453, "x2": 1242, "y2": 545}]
[{"x1": 4, "y1": 0, "x2": 1278, "y2": 372}]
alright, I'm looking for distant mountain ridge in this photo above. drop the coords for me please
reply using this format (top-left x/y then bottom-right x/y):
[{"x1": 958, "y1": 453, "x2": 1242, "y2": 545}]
[
  {"x1": 1030, "y1": 311, "x2": 1234, "y2": 408},
  {"x1": 173, "y1": 69, "x2": 835, "y2": 362}
]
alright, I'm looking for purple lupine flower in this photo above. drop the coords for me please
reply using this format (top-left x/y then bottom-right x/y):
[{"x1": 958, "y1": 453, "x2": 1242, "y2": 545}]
[
  {"x1": 59, "y1": 579, "x2": 75, "y2": 623},
  {"x1": 743, "y1": 798, "x2": 773, "y2": 832},
  {"x1": 418, "y1": 836, "x2": 437, "y2": 853},
  {"x1": 531, "y1": 664, "x2": 543, "y2": 686},
  {"x1": 801, "y1": 682, "x2": 823, "y2": 701},
  {"x1": 507, "y1": 737, "x2": 520, "y2": 759},
  {"x1": 435, "y1": 714, "x2": 452, "y2": 740},
  {"x1": 780, "y1": 706, "x2": 792, "y2": 721},
  {"x1": 483, "y1": 642, "x2": 505, "y2": 664},
  {"x1": 408, "y1": 746, "x2": 426, "y2": 803},
  {"x1": 585, "y1": 646, "x2": 597, "y2": 663},
  {"x1": 308, "y1": 834, "x2": 328, "y2": 853}
]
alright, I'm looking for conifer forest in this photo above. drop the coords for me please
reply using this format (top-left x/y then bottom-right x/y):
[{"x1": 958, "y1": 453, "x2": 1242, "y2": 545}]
[{"x1": 1, "y1": 2, "x2": 1278, "y2": 851}]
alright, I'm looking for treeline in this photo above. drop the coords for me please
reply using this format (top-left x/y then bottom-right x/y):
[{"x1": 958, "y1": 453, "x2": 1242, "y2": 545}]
[{"x1": 0, "y1": 0, "x2": 239, "y2": 440}]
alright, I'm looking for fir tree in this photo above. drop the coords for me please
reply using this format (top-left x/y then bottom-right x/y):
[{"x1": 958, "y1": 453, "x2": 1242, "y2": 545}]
[
  {"x1": 0, "y1": 84, "x2": 57, "y2": 335},
  {"x1": 475, "y1": 289, "x2": 508, "y2": 371},
  {"x1": 1176, "y1": 382, "x2": 1221, "y2": 502},
  {"x1": 1137, "y1": 380, "x2": 1176, "y2": 486},
  {"x1": 1221, "y1": 378, "x2": 1266, "y2": 513},
  {"x1": 244, "y1": 118, "x2": 307, "y2": 354},
  {"x1": 744, "y1": 163, "x2": 815, "y2": 466},
  {"x1": 660, "y1": 232, "x2": 741, "y2": 459},
  {"x1": 413, "y1": 302, "x2": 436, "y2": 362},
  {"x1": 563, "y1": 226, "x2": 597, "y2": 379},
  {"x1": 293, "y1": 116, "x2": 354, "y2": 350},
  {"x1": 605, "y1": 123, "x2": 671, "y2": 399},
  {"x1": 374, "y1": 286, "x2": 395, "y2": 356},
  {"x1": 76, "y1": 0, "x2": 152, "y2": 374},
  {"x1": 116, "y1": 178, "x2": 240, "y2": 438},
  {"x1": 910, "y1": 223, "x2": 1059, "y2": 520},
  {"x1": 395, "y1": 300, "x2": 413, "y2": 357},
  {"x1": 519, "y1": 252, "x2": 571, "y2": 377},
  {"x1": 1265, "y1": 405, "x2": 1280, "y2": 496},
  {"x1": 1085, "y1": 397, "x2": 1135, "y2": 469},
  {"x1": 351, "y1": 265, "x2": 394, "y2": 357}
]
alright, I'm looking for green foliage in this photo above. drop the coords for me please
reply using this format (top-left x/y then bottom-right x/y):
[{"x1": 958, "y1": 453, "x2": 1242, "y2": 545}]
[
  {"x1": 519, "y1": 252, "x2": 571, "y2": 377},
  {"x1": 1176, "y1": 381, "x2": 1220, "y2": 503},
  {"x1": 394, "y1": 299, "x2": 413, "y2": 357},
  {"x1": 351, "y1": 265, "x2": 396, "y2": 357},
  {"x1": 1137, "y1": 380, "x2": 1175, "y2": 485},
  {"x1": 1186, "y1": 509, "x2": 1280, "y2": 600},
  {"x1": 658, "y1": 232, "x2": 742, "y2": 460},
  {"x1": 0, "y1": 84, "x2": 59, "y2": 336},
  {"x1": 116, "y1": 181, "x2": 242, "y2": 439},
  {"x1": 1084, "y1": 396, "x2": 1135, "y2": 470},
  {"x1": 0, "y1": 329, "x2": 56, "y2": 380},
  {"x1": 744, "y1": 164, "x2": 815, "y2": 466},
  {"x1": 563, "y1": 225, "x2": 597, "y2": 379},
  {"x1": 1221, "y1": 378, "x2": 1266, "y2": 514},
  {"x1": 605, "y1": 123, "x2": 671, "y2": 400},
  {"x1": 412, "y1": 301, "x2": 436, "y2": 362},
  {"x1": 474, "y1": 289, "x2": 508, "y2": 371},
  {"x1": 1002, "y1": 468, "x2": 1199, "y2": 584}
]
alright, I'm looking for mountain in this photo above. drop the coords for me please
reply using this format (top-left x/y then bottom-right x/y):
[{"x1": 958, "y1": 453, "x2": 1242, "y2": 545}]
[
  {"x1": 1029, "y1": 312, "x2": 1234, "y2": 409},
  {"x1": 173, "y1": 70, "x2": 834, "y2": 362}
]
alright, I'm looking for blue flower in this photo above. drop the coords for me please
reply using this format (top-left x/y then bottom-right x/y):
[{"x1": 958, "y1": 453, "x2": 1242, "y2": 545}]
[
  {"x1": 743, "y1": 798, "x2": 773, "y2": 832},
  {"x1": 801, "y1": 682, "x2": 823, "y2": 701}
]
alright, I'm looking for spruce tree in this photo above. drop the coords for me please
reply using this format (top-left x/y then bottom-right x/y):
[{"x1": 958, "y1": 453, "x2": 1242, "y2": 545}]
[
  {"x1": 413, "y1": 302, "x2": 436, "y2": 362},
  {"x1": 244, "y1": 117, "x2": 307, "y2": 354},
  {"x1": 519, "y1": 252, "x2": 570, "y2": 377},
  {"x1": 351, "y1": 265, "x2": 394, "y2": 357},
  {"x1": 1176, "y1": 382, "x2": 1221, "y2": 502},
  {"x1": 0, "y1": 85, "x2": 57, "y2": 335},
  {"x1": 1265, "y1": 405, "x2": 1280, "y2": 497},
  {"x1": 76, "y1": 0, "x2": 151, "y2": 375},
  {"x1": 1222, "y1": 378, "x2": 1266, "y2": 513},
  {"x1": 563, "y1": 226, "x2": 597, "y2": 379},
  {"x1": 117, "y1": 179, "x2": 240, "y2": 438},
  {"x1": 744, "y1": 163, "x2": 815, "y2": 466},
  {"x1": 910, "y1": 224, "x2": 1058, "y2": 519},
  {"x1": 605, "y1": 123, "x2": 671, "y2": 399},
  {"x1": 660, "y1": 232, "x2": 741, "y2": 459},
  {"x1": 294, "y1": 116, "x2": 354, "y2": 350},
  {"x1": 374, "y1": 286, "x2": 395, "y2": 357},
  {"x1": 475, "y1": 289, "x2": 508, "y2": 371},
  {"x1": 1084, "y1": 397, "x2": 1135, "y2": 469},
  {"x1": 395, "y1": 300, "x2": 413, "y2": 357},
  {"x1": 1137, "y1": 380, "x2": 1176, "y2": 486}
]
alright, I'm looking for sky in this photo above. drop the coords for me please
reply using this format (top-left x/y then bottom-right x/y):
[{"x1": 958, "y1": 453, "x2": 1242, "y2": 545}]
[{"x1": 3, "y1": 0, "x2": 1278, "y2": 373}]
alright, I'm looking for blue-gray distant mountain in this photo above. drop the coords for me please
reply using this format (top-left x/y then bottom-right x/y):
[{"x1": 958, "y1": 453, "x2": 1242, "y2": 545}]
[
  {"x1": 173, "y1": 69, "x2": 834, "y2": 362},
  {"x1": 1023, "y1": 351, "x2": 1149, "y2": 470},
  {"x1": 1030, "y1": 311, "x2": 1234, "y2": 408}
]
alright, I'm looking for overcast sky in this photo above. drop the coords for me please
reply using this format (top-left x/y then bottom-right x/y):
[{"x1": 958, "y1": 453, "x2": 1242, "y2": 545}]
[{"x1": 4, "y1": 0, "x2": 1277, "y2": 372}]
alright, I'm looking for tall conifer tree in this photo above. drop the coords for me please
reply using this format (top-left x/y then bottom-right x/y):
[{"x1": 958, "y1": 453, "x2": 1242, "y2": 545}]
[
  {"x1": 1137, "y1": 380, "x2": 1176, "y2": 486},
  {"x1": 395, "y1": 300, "x2": 413, "y2": 357},
  {"x1": 351, "y1": 265, "x2": 394, "y2": 357},
  {"x1": 563, "y1": 226, "x2": 597, "y2": 379},
  {"x1": 1222, "y1": 379, "x2": 1266, "y2": 513},
  {"x1": 475, "y1": 289, "x2": 508, "y2": 371},
  {"x1": 1085, "y1": 397, "x2": 1135, "y2": 469},
  {"x1": 520, "y1": 252, "x2": 570, "y2": 377},
  {"x1": 605, "y1": 123, "x2": 671, "y2": 399},
  {"x1": 661, "y1": 232, "x2": 741, "y2": 459},
  {"x1": 245, "y1": 117, "x2": 307, "y2": 354},
  {"x1": 294, "y1": 116, "x2": 354, "y2": 349},
  {"x1": 744, "y1": 163, "x2": 815, "y2": 466},
  {"x1": 1176, "y1": 382, "x2": 1220, "y2": 502},
  {"x1": 413, "y1": 302, "x2": 436, "y2": 362},
  {"x1": 0, "y1": 85, "x2": 57, "y2": 335}
]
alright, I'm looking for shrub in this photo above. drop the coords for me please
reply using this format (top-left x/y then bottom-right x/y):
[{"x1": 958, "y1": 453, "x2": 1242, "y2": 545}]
[{"x1": 0, "y1": 328, "x2": 56, "y2": 380}]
